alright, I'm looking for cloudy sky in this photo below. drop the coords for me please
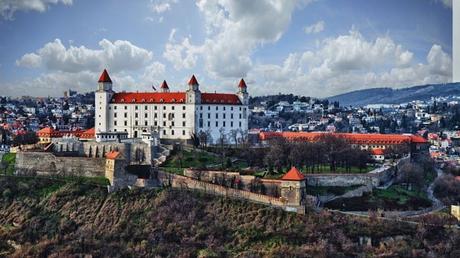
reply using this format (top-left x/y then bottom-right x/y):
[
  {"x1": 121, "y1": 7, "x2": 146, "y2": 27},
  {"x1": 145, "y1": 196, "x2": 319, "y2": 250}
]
[{"x1": 0, "y1": 0, "x2": 453, "y2": 98}]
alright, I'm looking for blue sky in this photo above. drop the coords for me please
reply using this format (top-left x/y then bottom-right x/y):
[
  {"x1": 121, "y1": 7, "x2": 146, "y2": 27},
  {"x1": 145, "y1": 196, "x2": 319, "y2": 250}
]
[{"x1": 0, "y1": 0, "x2": 454, "y2": 97}]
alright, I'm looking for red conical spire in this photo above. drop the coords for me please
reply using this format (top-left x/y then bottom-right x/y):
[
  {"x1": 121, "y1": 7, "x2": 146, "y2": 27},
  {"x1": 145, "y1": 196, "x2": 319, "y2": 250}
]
[
  {"x1": 238, "y1": 78, "x2": 247, "y2": 88},
  {"x1": 281, "y1": 167, "x2": 305, "y2": 181},
  {"x1": 98, "y1": 69, "x2": 112, "y2": 83},
  {"x1": 188, "y1": 74, "x2": 199, "y2": 85},
  {"x1": 160, "y1": 80, "x2": 169, "y2": 89}
]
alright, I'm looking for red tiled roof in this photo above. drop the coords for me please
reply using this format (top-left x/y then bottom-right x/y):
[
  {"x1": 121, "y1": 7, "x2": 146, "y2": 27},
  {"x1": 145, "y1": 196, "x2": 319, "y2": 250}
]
[
  {"x1": 98, "y1": 69, "x2": 112, "y2": 83},
  {"x1": 201, "y1": 93, "x2": 242, "y2": 105},
  {"x1": 281, "y1": 167, "x2": 305, "y2": 181},
  {"x1": 110, "y1": 92, "x2": 242, "y2": 105},
  {"x1": 37, "y1": 127, "x2": 54, "y2": 135},
  {"x1": 106, "y1": 151, "x2": 121, "y2": 160},
  {"x1": 259, "y1": 132, "x2": 428, "y2": 145},
  {"x1": 371, "y1": 148, "x2": 384, "y2": 155},
  {"x1": 188, "y1": 75, "x2": 198, "y2": 85},
  {"x1": 160, "y1": 80, "x2": 169, "y2": 89},
  {"x1": 238, "y1": 78, "x2": 247, "y2": 88},
  {"x1": 80, "y1": 128, "x2": 95, "y2": 139},
  {"x1": 111, "y1": 92, "x2": 186, "y2": 104}
]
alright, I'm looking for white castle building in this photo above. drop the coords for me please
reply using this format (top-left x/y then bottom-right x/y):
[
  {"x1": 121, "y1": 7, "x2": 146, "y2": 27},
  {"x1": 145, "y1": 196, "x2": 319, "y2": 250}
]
[{"x1": 95, "y1": 69, "x2": 249, "y2": 144}]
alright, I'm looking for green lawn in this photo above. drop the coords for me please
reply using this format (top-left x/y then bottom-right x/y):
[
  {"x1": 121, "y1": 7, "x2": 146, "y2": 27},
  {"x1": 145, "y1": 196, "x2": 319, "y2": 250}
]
[
  {"x1": 325, "y1": 184, "x2": 432, "y2": 211},
  {"x1": 160, "y1": 149, "x2": 248, "y2": 175},
  {"x1": 1, "y1": 153, "x2": 16, "y2": 175}
]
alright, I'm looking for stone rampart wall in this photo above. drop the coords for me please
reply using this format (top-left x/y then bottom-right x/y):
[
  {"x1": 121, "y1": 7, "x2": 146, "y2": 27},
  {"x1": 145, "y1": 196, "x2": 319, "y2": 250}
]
[{"x1": 15, "y1": 152, "x2": 105, "y2": 177}]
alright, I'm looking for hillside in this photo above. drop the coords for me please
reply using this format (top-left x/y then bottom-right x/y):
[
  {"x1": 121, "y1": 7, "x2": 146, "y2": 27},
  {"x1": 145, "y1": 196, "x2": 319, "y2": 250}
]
[
  {"x1": 327, "y1": 83, "x2": 460, "y2": 107},
  {"x1": 1, "y1": 177, "x2": 460, "y2": 257}
]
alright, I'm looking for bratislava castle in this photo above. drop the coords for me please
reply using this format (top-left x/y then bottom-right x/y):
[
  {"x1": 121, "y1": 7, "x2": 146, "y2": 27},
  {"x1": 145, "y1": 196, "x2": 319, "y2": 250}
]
[{"x1": 94, "y1": 69, "x2": 249, "y2": 144}]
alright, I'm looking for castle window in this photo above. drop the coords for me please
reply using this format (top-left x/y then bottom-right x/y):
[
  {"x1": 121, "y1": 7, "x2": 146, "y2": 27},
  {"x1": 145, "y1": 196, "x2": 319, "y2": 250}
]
[
  {"x1": 114, "y1": 121, "x2": 117, "y2": 126},
  {"x1": 182, "y1": 130, "x2": 186, "y2": 135},
  {"x1": 171, "y1": 130, "x2": 174, "y2": 135},
  {"x1": 231, "y1": 121, "x2": 233, "y2": 127},
  {"x1": 145, "y1": 121, "x2": 148, "y2": 126},
  {"x1": 163, "y1": 121, "x2": 166, "y2": 126},
  {"x1": 182, "y1": 106, "x2": 186, "y2": 110},
  {"x1": 239, "y1": 114, "x2": 242, "y2": 119},
  {"x1": 216, "y1": 113, "x2": 218, "y2": 119},
  {"x1": 182, "y1": 113, "x2": 186, "y2": 118},
  {"x1": 163, "y1": 106, "x2": 166, "y2": 110},
  {"x1": 145, "y1": 113, "x2": 148, "y2": 118},
  {"x1": 154, "y1": 113, "x2": 158, "y2": 118},
  {"x1": 135, "y1": 113, "x2": 138, "y2": 118},
  {"x1": 135, "y1": 121, "x2": 138, "y2": 126},
  {"x1": 230, "y1": 107, "x2": 233, "y2": 111},
  {"x1": 154, "y1": 106, "x2": 157, "y2": 110},
  {"x1": 163, "y1": 130, "x2": 166, "y2": 135},
  {"x1": 172, "y1": 121, "x2": 175, "y2": 126},
  {"x1": 124, "y1": 121, "x2": 128, "y2": 126},
  {"x1": 208, "y1": 113, "x2": 210, "y2": 119},
  {"x1": 200, "y1": 113, "x2": 203, "y2": 118},
  {"x1": 216, "y1": 106, "x2": 219, "y2": 110},
  {"x1": 172, "y1": 106, "x2": 175, "y2": 110},
  {"x1": 154, "y1": 121, "x2": 158, "y2": 126},
  {"x1": 124, "y1": 113, "x2": 128, "y2": 118},
  {"x1": 230, "y1": 114, "x2": 233, "y2": 119},
  {"x1": 124, "y1": 106, "x2": 127, "y2": 110},
  {"x1": 145, "y1": 106, "x2": 148, "y2": 110},
  {"x1": 223, "y1": 114, "x2": 226, "y2": 119},
  {"x1": 114, "y1": 106, "x2": 117, "y2": 110},
  {"x1": 114, "y1": 113, "x2": 117, "y2": 118},
  {"x1": 223, "y1": 121, "x2": 226, "y2": 127},
  {"x1": 208, "y1": 106, "x2": 210, "y2": 111},
  {"x1": 163, "y1": 113, "x2": 166, "y2": 118},
  {"x1": 239, "y1": 121, "x2": 241, "y2": 127},
  {"x1": 182, "y1": 121, "x2": 186, "y2": 126},
  {"x1": 200, "y1": 106, "x2": 203, "y2": 110},
  {"x1": 216, "y1": 121, "x2": 218, "y2": 127},
  {"x1": 208, "y1": 121, "x2": 210, "y2": 127}
]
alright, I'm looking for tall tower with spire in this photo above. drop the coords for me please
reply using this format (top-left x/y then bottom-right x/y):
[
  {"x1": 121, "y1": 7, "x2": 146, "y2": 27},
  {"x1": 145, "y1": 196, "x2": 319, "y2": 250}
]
[
  {"x1": 159, "y1": 80, "x2": 170, "y2": 93},
  {"x1": 186, "y1": 75, "x2": 201, "y2": 104},
  {"x1": 237, "y1": 78, "x2": 249, "y2": 105},
  {"x1": 95, "y1": 69, "x2": 113, "y2": 136}
]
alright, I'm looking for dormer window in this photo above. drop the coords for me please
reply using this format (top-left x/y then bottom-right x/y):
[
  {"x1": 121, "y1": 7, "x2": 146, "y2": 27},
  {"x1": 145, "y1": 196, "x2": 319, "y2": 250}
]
[
  {"x1": 179, "y1": 99, "x2": 184, "y2": 102},
  {"x1": 172, "y1": 98, "x2": 176, "y2": 102},
  {"x1": 120, "y1": 99, "x2": 125, "y2": 102},
  {"x1": 149, "y1": 98, "x2": 154, "y2": 102},
  {"x1": 160, "y1": 99, "x2": 164, "y2": 102},
  {"x1": 141, "y1": 99, "x2": 146, "y2": 102},
  {"x1": 131, "y1": 99, "x2": 136, "y2": 103}
]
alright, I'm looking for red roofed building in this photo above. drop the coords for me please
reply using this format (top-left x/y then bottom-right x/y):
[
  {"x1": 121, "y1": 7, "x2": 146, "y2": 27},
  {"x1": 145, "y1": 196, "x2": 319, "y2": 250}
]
[
  {"x1": 37, "y1": 127, "x2": 87, "y2": 144},
  {"x1": 259, "y1": 131, "x2": 428, "y2": 154},
  {"x1": 95, "y1": 70, "x2": 249, "y2": 144},
  {"x1": 279, "y1": 166, "x2": 307, "y2": 208}
]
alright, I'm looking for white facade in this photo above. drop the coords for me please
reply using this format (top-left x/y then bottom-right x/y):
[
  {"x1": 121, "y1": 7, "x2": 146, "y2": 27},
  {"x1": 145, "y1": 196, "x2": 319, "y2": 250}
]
[
  {"x1": 455, "y1": 0, "x2": 460, "y2": 82},
  {"x1": 95, "y1": 71, "x2": 249, "y2": 144}
]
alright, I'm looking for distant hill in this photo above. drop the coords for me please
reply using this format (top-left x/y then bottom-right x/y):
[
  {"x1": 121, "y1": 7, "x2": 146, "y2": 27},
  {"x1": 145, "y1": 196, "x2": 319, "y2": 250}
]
[{"x1": 327, "y1": 83, "x2": 460, "y2": 107}]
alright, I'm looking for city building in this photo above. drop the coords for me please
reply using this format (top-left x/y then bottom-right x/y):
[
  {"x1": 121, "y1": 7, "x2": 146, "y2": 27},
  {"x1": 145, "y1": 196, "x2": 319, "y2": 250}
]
[{"x1": 95, "y1": 70, "x2": 249, "y2": 144}]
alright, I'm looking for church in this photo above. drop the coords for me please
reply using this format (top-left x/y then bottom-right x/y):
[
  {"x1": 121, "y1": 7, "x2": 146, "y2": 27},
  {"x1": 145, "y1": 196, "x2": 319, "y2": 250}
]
[{"x1": 95, "y1": 69, "x2": 249, "y2": 144}]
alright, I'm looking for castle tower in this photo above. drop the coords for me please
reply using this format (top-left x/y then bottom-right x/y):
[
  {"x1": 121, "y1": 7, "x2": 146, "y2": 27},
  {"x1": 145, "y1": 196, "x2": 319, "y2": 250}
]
[
  {"x1": 454, "y1": 0, "x2": 460, "y2": 82},
  {"x1": 280, "y1": 167, "x2": 306, "y2": 207},
  {"x1": 186, "y1": 75, "x2": 201, "y2": 104},
  {"x1": 95, "y1": 69, "x2": 114, "y2": 138},
  {"x1": 160, "y1": 80, "x2": 170, "y2": 93},
  {"x1": 237, "y1": 78, "x2": 249, "y2": 105}
]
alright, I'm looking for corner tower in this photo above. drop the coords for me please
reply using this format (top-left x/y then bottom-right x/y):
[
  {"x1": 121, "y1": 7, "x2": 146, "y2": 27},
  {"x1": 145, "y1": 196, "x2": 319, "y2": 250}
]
[
  {"x1": 237, "y1": 78, "x2": 249, "y2": 105},
  {"x1": 95, "y1": 69, "x2": 114, "y2": 136},
  {"x1": 186, "y1": 75, "x2": 201, "y2": 104}
]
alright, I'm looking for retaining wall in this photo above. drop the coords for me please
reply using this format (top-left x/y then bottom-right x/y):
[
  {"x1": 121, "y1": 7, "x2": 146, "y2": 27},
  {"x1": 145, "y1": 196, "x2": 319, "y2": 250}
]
[{"x1": 15, "y1": 152, "x2": 105, "y2": 177}]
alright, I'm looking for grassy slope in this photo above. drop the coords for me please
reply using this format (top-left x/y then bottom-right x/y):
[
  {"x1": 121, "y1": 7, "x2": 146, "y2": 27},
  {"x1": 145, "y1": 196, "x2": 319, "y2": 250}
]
[
  {"x1": 0, "y1": 177, "x2": 459, "y2": 257},
  {"x1": 1, "y1": 153, "x2": 16, "y2": 175}
]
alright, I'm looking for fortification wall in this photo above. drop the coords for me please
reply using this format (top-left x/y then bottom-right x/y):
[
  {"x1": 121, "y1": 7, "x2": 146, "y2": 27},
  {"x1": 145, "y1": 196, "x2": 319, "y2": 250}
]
[
  {"x1": 158, "y1": 171, "x2": 314, "y2": 214},
  {"x1": 306, "y1": 165, "x2": 396, "y2": 187},
  {"x1": 15, "y1": 152, "x2": 105, "y2": 177}
]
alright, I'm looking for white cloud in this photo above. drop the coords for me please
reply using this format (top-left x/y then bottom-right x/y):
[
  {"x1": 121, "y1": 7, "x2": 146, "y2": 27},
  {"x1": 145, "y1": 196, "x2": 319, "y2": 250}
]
[
  {"x1": 0, "y1": 0, "x2": 73, "y2": 19},
  {"x1": 437, "y1": 0, "x2": 452, "y2": 8},
  {"x1": 12, "y1": 38, "x2": 166, "y2": 97},
  {"x1": 150, "y1": 0, "x2": 177, "y2": 13},
  {"x1": 247, "y1": 29, "x2": 452, "y2": 97},
  {"x1": 304, "y1": 20, "x2": 325, "y2": 34},
  {"x1": 17, "y1": 38, "x2": 153, "y2": 73},
  {"x1": 163, "y1": 0, "x2": 306, "y2": 78}
]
